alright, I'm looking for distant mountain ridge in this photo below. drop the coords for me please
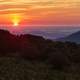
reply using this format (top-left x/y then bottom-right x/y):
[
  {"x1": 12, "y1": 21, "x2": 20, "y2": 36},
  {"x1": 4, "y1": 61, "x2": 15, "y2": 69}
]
[{"x1": 57, "y1": 31, "x2": 80, "y2": 44}]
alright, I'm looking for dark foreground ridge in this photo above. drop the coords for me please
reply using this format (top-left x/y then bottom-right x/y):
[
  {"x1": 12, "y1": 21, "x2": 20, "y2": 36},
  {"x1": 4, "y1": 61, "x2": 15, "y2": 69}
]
[
  {"x1": 0, "y1": 29, "x2": 46, "y2": 58},
  {"x1": 0, "y1": 29, "x2": 80, "y2": 63},
  {"x1": 0, "y1": 29, "x2": 80, "y2": 80}
]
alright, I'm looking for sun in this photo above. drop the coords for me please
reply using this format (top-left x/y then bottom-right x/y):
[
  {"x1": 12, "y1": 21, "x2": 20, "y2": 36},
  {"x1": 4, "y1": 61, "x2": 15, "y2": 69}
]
[
  {"x1": 10, "y1": 14, "x2": 21, "y2": 27},
  {"x1": 13, "y1": 22, "x2": 19, "y2": 26},
  {"x1": 12, "y1": 14, "x2": 20, "y2": 27}
]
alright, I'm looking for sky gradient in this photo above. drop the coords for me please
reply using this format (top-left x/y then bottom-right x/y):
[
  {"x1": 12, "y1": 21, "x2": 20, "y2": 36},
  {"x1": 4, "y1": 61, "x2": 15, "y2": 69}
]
[{"x1": 0, "y1": 0, "x2": 80, "y2": 26}]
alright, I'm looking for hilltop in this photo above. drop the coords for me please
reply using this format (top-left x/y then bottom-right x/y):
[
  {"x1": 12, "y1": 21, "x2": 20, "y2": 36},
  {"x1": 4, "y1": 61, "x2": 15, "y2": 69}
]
[
  {"x1": 0, "y1": 29, "x2": 80, "y2": 80},
  {"x1": 57, "y1": 31, "x2": 80, "y2": 44}
]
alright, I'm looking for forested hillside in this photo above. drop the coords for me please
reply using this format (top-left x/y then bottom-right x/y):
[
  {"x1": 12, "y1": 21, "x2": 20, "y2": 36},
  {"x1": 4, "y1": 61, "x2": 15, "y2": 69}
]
[{"x1": 0, "y1": 29, "x2": 80, "y2": 80}]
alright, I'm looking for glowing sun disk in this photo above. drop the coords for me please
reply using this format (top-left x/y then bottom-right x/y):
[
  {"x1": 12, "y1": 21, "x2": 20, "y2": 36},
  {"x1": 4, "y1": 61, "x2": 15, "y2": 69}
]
[
  {"x1": 10, "y1": 14, "x2": 21, "y2": 27},
  {"x1": 13, "y1": 22, "x2": 19, "y2": 26}
]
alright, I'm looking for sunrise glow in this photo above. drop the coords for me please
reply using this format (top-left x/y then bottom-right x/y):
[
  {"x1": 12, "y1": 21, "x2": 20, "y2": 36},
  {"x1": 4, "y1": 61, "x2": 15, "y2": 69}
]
[
  {"x1": 13, "y1": 22, "x2": 19, "y2": 27},
  {"x1": 0, "y1": 0, "x2": 80, "y2": 26},
  {"x1": 11, "y1": 14, "x2": 20, "y2": 27}
]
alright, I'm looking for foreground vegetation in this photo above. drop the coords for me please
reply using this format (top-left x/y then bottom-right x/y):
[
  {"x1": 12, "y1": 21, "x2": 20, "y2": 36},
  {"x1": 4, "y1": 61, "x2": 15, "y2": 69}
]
[
  {"x1": 0, "y1": 57, "x2": 80, "y2": 80},
  {"x1": 0, "y1": 29, "x2": 80, "y2": 79}
]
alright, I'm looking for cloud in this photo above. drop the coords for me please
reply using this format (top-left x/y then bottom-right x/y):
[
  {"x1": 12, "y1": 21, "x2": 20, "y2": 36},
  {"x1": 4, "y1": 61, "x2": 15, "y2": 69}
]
[
  {"x1": 0, "y1": 0, "x2": 79, "y2": 14},
  {"x1": 0, "y1": 0, "x2": 80, "y2": 25}
]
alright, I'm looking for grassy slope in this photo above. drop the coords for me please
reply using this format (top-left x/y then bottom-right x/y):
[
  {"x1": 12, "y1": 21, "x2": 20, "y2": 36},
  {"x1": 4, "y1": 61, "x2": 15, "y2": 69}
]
[{"x1": 0, "y1": 57, "x2": 79, "y2": 80}]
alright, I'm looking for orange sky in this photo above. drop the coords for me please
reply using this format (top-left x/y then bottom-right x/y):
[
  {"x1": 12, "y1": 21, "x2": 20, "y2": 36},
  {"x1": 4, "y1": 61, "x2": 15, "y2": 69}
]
[{"x1": 0, "y1": 0, "x2": 80, "y2": 26}]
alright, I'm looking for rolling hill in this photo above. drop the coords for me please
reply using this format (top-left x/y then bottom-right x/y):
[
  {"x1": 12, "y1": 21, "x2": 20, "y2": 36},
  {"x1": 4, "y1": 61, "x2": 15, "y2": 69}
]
[
  {"x1": 0, "y1": 29, "x2": 80, "y2": 79},
  {"x1": 57, "y1": 31, "x2": 80, "y2": 44}
]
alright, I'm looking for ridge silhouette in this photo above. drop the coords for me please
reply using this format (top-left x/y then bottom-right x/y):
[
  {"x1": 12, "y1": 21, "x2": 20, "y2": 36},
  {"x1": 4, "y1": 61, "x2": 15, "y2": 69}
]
[
  {"x1": 57, "y1": 31, "x2": 80, "y2": 43},
  {"x1": 0, "y1": 29, "x2": 80, "y2": 69},
  {"x1": 0, "y1": 29, "x2": 46, "y2": 58}
]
